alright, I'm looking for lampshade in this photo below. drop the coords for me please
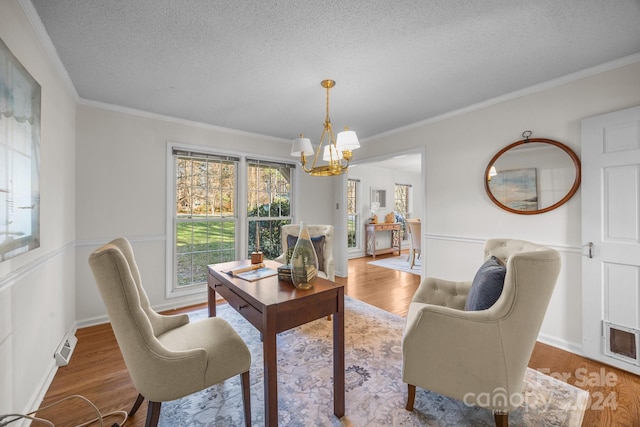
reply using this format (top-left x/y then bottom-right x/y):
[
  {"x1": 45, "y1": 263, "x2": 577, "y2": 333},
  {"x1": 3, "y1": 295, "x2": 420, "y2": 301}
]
[
  {"x1": 323, "y1": 144, "x2": 344, "y2": 161},
  {"x1": 336, "y1": 128, "x2": 360, "y2": 150},
  {"x1": 489, "y1": 166, "x2": 498, "y2": 177},
  {"x1": 291, "y1": 136, "x2": 314, "y2": 156}
]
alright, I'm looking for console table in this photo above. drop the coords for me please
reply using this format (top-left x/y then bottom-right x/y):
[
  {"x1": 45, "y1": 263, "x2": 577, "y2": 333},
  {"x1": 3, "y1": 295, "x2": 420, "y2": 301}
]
[{"x1": 365, "y1": 222, "x2": 402, "y2": 258}]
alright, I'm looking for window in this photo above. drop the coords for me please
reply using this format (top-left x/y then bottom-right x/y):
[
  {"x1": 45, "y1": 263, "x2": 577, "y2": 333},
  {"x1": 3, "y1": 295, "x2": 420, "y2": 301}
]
[
  {"x1": 168, "y1": 146, "x2": 297, "y2": 297},
  {"x1": 347, "y1": 179, "x2": 360, "y2": 249},
  {"x1": 172, "y1": 149, "x2": 239, "y2": 290},
  {"x1": 247, "y1": 160, "x2": 293, "y2": 259},
  {"x1": 395, "y1": 183, "x2": 411, "y2": 240}
]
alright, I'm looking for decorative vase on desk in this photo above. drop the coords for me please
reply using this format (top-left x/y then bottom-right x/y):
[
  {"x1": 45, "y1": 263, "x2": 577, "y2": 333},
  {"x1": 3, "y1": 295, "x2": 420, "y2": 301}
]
[{"x1": 290, "y1": 221, "x2": 318, "y2": 289}]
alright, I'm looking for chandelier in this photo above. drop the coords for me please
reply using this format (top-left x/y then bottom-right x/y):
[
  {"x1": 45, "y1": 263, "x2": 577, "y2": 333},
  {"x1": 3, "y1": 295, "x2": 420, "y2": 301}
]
[{"x1": 290, "y1": 80, "x2": 360, "y2": 176}]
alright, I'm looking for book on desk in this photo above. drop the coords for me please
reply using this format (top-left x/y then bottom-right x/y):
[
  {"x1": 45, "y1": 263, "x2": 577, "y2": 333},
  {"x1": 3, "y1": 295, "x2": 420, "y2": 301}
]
[{"x1": 232, "y1": 266, "x2": 278, "y2": 282}]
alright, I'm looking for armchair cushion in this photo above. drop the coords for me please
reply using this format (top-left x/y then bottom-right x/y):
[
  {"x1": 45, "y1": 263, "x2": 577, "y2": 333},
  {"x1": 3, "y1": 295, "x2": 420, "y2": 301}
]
[
  {"x1": 464, "y1": 256, "x2": 506, "y2": 311},
  {"x1": 286, "y1": 234, "x2": 325, "y2": 272}
]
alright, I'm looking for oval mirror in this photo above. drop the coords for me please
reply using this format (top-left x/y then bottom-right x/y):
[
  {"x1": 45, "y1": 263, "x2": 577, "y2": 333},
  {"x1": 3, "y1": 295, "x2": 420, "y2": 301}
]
[{"x1": 484, "y1": 136, "x2": 581, "y2": 214}]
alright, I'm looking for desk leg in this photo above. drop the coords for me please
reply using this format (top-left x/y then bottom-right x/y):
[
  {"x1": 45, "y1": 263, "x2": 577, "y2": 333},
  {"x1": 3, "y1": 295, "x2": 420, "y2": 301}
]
[
  {"x1": 263, "y1": 305, "x2": 278, "y2": 426},
  {"x1": 334, "y1": 287, "x2": 345, "y2": 418},
  {"x1": 207, "y1": 274, "x2": 217, "y2": 317}
]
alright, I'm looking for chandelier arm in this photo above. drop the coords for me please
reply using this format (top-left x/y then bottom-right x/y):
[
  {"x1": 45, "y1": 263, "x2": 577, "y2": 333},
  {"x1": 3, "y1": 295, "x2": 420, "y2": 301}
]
[
  {"x1": 310, "y1": 125, "x2": 329, "y2": 170},
  {"x1": 299, "y1": 155, "x2": 314, "y2": 173},
  {"x1": 326, "y1": 123, "x2": 341, "y2": 163}
]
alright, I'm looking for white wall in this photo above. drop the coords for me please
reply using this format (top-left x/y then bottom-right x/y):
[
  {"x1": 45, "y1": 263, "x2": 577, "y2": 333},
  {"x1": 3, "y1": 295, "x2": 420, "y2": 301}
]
[
  {"x1": 74, "y1": 104, "x2": 335, "y2": 324},
  {"x1": 0, "y1": 0, "x2": 77, "y2": 417},
  {"x1": 356, "y1": 60, "x2": 640, "y2": 353}
]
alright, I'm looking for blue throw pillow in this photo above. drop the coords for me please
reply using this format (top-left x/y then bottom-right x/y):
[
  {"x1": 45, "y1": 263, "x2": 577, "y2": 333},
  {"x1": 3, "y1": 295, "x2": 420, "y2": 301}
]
[
  {"x1": 465, "y1": 256, "x2": 506, "y2": 311},
  {"x1": 286, "y1": 235, "x2": 325, "y2": 272}
]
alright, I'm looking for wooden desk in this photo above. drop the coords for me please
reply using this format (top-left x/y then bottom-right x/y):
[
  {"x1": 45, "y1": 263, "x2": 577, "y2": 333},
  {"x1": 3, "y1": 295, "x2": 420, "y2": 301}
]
[
  {"x1": 365, "y1": 222, "x2": 402, "y2": 258},
  {"x1": 207, "y1": 260, "x2": 345, "y2": 427}
]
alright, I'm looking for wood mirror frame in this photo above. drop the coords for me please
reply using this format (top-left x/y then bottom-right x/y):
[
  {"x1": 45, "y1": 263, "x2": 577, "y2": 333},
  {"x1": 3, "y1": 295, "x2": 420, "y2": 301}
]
[{"x1": 484, "y1": 137, "x2": 581, "y2": 215}]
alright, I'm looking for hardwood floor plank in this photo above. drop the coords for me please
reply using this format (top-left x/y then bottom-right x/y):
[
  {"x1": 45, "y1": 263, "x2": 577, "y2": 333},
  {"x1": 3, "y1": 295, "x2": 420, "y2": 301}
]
[{"x1": 36, "y1": 253, "x2": 639, "y2": 426}]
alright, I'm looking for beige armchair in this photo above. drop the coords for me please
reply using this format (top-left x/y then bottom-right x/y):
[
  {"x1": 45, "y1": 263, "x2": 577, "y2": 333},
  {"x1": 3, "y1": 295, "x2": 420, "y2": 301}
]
[
  {"x1": 406, "y1": 218, "x2": 421, "y2": 269},
  {"x1": 402, "y1": 239, "x2": 560, "y2": 427},
  {"x1": 275, "y1": 224, "x2": 335, "y2": 281},
  {"x1": 88, "y1": 238, "x2": 251, "y2": 427}
]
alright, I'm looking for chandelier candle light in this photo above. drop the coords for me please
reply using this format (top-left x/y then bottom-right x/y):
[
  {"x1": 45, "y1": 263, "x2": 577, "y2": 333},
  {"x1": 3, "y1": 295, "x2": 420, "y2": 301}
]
[{"x1": 291, "y1": 80, "x2": 360, "y2": 176}]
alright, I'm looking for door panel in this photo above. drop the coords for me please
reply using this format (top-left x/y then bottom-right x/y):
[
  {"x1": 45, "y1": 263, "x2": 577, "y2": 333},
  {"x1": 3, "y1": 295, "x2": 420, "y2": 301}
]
[
  {"x1": 604, "y1": 165, "x2": 639, "y2": 242},
  {"x1": 582, "y1": 105, "x2": 640, "y2": 374}
]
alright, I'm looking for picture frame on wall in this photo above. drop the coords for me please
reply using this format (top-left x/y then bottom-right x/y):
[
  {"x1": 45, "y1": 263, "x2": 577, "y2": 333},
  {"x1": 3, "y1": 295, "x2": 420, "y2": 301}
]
[
  {"x1": 371, "y1": 188, "x2": 386, "y2": 208},
  {"x1": 487, "y1": 167, "x2": 538, "y2": 212},
  {"x1": 0, "y1": 37, "x2": 41, "y2": 261}
]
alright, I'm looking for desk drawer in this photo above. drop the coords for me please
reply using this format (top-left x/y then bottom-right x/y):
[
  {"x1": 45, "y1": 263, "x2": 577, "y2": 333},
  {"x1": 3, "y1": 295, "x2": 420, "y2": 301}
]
[
  {"x1": 378, "y1": 224, "x2": 398, "y2": 230},
  {"x1": 214, "y1": 283, "x2": 262, "y2": 330}
]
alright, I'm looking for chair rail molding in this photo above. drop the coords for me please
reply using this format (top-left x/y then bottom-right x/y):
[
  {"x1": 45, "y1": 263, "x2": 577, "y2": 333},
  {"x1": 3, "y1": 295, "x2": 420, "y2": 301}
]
[
  {"x1": 0, "y1": 241, "x2": 75, "y2": 291},
  {"x1": 425, "y1": 234, "x2": 581, "y2": 254},
  {"x1": 75, "y1": 234, "x2": 167, "y2": 248}
]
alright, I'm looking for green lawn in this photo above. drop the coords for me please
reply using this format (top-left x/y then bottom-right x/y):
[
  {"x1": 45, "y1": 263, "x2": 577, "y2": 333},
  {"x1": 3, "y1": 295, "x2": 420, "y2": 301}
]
[
  {"x1": 176, "y1": 220, "x2": 236, "y2": 287},
  {"x1": 175, "y1": 217, "x2": 289, "y2": 287}
]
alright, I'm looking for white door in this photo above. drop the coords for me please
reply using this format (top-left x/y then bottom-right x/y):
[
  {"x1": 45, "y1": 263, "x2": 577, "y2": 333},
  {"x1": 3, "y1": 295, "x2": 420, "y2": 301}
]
[{"x1": 582, "y1": 105, "x2": 640, "y2": 375}]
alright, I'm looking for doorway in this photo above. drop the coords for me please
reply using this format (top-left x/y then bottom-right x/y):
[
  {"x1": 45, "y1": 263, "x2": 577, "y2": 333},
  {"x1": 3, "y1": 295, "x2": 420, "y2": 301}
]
[{"x1": 335, "y1": 149, "x2": 425, "y2": 277}]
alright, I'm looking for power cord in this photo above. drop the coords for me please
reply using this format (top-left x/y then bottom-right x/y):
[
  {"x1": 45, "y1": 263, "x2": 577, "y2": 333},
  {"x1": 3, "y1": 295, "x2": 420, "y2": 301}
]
[{"x1": 0, "y1": 394, "x2": 127, "y2": 427}]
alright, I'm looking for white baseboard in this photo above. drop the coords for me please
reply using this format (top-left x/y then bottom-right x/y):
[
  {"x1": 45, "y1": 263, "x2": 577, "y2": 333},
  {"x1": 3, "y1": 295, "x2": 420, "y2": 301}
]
[
  {"x1": 19, "y1": 355, "x2": 60, "y2": 427},
  {"x1": 537, "y1": 332, "x2": 583, "y2": 356}
]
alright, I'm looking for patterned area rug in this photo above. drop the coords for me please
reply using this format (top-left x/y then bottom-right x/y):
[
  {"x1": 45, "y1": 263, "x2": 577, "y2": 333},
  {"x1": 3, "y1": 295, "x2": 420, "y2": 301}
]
[
  {"x1": 367, "y1": 255, "x2": 421, "y2": 275},
  {"x1": 159, "y1": 297, "x2": 588, "y2": 426}
]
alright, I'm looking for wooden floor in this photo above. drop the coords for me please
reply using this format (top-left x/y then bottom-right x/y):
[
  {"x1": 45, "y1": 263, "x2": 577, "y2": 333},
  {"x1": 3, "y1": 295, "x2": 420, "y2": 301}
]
[{"x1": 36, "y1": 253, "x2": 639, "y2": 426}]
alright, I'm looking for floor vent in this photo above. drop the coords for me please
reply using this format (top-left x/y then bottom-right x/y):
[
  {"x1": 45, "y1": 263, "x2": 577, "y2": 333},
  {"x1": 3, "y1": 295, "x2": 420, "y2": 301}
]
[
  {"x1": 54, "y1": 333, "x2": 78, "y2": 367},
  {"x1": 604, "y1": 321, "x2": 640, "y2": 366}
]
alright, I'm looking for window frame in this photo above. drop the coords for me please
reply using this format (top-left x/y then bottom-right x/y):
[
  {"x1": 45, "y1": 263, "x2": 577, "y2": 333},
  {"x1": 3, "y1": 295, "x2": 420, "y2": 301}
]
[
  {"x1": 347, "y1": 178, "x2": 360, "y2": 251},
  {"x1": 246, "y1": 159, "x2": 294, "y2": 260},
  {"x1": 394, "y1": 183, "x2": 412, "y2": 240},
  {"x1": 166, "y1": 142, "x2": 297, "y2": 298}
]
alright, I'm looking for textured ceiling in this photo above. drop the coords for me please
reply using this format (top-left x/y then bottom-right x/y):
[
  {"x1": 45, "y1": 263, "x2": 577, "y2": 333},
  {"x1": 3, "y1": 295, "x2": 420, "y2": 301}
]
[{"x1": 30, "y1": 0, "x2": 640, "y2": 142}]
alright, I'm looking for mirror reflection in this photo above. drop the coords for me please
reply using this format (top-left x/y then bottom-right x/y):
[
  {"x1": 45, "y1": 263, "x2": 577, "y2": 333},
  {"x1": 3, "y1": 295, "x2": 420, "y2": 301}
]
[{"x1": 485, "y1": 138, "x2": 581, "y2": 214}]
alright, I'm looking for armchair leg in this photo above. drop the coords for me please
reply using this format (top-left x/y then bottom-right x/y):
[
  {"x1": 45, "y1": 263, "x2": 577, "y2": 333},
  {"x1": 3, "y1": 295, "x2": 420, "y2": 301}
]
[
  {"x1": 241, "y1": 371, "x2": 251, "y2": 427},
  {"x1": 494, "y1": 411, "x2": 508, "y2": 427},
  {"x1": 405, "y1": 384, "x2": 416, "y2": 411},
  {"x1": 145, "y1": 401, "x2": 161, "y2": 427},
  {"x1": 128, "y1": 393, "x2": 145, "y2": 417}
]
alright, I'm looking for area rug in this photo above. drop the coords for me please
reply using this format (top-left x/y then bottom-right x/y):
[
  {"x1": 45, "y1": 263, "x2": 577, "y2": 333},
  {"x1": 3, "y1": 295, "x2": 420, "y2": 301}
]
[
  {"x1": 367, "y1": 255, "x2": 421, "y2": 275},
  {"x1": 159, "y1": 297, "x2": 588, "y2": 426}
]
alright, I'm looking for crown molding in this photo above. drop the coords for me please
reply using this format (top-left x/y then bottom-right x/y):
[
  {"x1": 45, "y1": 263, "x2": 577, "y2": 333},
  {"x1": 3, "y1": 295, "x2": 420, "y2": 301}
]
[
  {"x1": 79, "y1": 98, "x2": 290, "y2": 143},
  {"x1": 365, "y1": 53, "x2": 640, "y2": 142},
  {"x1": 18, "y1": 0, "x2": 79, "y2": 101}
]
